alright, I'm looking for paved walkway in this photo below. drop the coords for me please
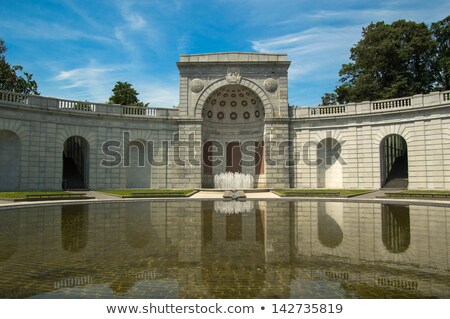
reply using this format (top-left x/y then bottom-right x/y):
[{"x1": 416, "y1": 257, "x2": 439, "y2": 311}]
[{"x1": 190, "y1": 190, "x2": 280, "y2": 200}]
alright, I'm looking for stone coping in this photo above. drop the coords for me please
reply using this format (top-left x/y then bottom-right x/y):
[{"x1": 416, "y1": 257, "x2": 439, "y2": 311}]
[
  {"x1": 179, "y1": 52, "x2": 289, "y2": 62},
  {"x1": 1, "y1": 192, "x2": 450, "y2": 210}
]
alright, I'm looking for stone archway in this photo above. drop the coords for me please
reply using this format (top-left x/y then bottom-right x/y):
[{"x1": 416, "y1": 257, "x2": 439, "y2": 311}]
[
  {"x1": 317, "y1": 137, "x2": 343, "y2": 189},
  {"x1": 125, "y1": 139, "x2": 151, "y2": 188},
  {"x1": 201, "y1": 84, "x2": 265, "y2": 188},
  {"x1": 380, "y1": 134, "x2": 408, "y2": 188}
]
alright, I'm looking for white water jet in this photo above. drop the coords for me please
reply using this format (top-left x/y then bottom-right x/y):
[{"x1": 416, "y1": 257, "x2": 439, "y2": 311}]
[
  {"x1": 214, "y1": 172, "x2": 254, "y2": 189},
  {"x1": 214, "y1": 200, "x2": 254, "y2": 214}
]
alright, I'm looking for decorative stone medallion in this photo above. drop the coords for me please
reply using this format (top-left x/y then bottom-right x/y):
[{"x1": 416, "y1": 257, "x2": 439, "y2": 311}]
[
  {"x1": 226, "y1": 67, "x2": 241, "y2": 84},
  {"x1": 264, "y1": 78, "x2": 278, "y2": 93},
  {"x1": 190, "y1": 78, "x2": 204, "y2": 93}
]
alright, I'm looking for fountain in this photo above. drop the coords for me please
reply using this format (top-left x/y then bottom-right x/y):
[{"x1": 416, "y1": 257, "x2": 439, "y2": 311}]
[
  {"x1": 214, "y1": 172, "x2": 254, "y2": 189},
  {"x1": 214, "y1": 200, "x2": 254, "y2": 214}
]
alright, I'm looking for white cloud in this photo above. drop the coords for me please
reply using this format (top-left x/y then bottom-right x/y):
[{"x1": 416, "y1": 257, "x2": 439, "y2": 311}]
[
  {"x1": 124, "y1": 13, "x2": 147, "y2": 30},
  {"x1": 252, "y1": 26, "x2": 363, "y2": 80},
  {"x1": 0, "y1": 19, "x2": 113, "y2": 43},
  {"x1": 54, "y1": 64, "x2": 179, "y2": 107},
  {"x1": 54, "y1": 64, "x2": 125, "y2": 102},
  {"x1": 138, "y1": 82, "x2": 179, "y2": 107}
]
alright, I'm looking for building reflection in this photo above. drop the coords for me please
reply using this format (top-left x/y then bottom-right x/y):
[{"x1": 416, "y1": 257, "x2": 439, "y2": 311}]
[
  {"x1": 61, "y1": 205, "x2": 88, "y2": 252},
  {"x1": 382, "y1": 204, "x2": 411, "y2": 253},
  {"x1": 0, "y1": 201, "x2": 448, "y2": 299},
  {"x1": 317, "y1": 202, "x2": 344, "y2": 248}
]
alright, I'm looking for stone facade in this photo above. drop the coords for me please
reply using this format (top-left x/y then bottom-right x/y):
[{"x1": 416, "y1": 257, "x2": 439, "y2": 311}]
[{"x1": 0, "y1": 52, "x2": 450, "y2": 190}]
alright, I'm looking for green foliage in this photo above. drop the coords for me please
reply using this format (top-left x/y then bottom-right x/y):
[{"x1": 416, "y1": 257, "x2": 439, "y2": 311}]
[
  {"x1": 0, "y1": 39, "x2": 39, "y2": 95},
  {"x1": 108, "y1": 81, "x2": 148, "y2": 106},
  {"x1": 320, "y1": 93, "x2": 338, "y2": 106},
  {"x1": 324, "y1": 16, "x2": 449, "y2": 103},
  {"x1": 431, "y1": 16, "x2": 450, "y2": 90}
]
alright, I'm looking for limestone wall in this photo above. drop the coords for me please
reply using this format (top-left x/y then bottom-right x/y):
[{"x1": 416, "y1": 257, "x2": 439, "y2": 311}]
[
  {"x1": 1, "y1": 53, "x2": 450, "y2": 190},
  {"x1": 0, "y1": 101, "x2": 180, "y2": 190},
  {"x1": 291, "y1": 91, "x2": 450, "y2": 189}
]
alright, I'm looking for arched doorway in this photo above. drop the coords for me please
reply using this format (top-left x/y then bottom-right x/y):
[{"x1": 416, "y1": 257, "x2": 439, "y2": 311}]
[
  {"x1": 63, "y1": 136, "x2": 89, "y2": 189},
  {"x1": 0, "y1": 130, "x2": 20, "y2": 191},
  {"x1": 380, "y1": 134, "x2": 408, "y2": 188},
  {"x1": 125, "y1": 139, "x2": 151, "y2": 188},
  {"x1": 201, "y1": 84, "x2": 265, "y2": 187},
  {"x1": 317, "y1": 138, "x2": 343, "y2": 188}
]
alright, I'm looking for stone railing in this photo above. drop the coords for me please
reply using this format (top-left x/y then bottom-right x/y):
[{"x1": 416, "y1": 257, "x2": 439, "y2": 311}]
[
  {"x1": 58, "y1": 99, "x2": 97, "y2": 112},
  {"x1": 372, "y1": 97, "x2": 411, "y2": 110},
  {"x1": 122, "y1": 105, "x2": 156, "y2": 116},
  {"x1": 310, "y1": 105, "x2": 346, "y2": 116},
  {"x1": 0, "y1": 91, "x2": 29, "y2": 104},
  {"x1": 0, "y1": 90, "x2": 179, "y2": 119},
  {"x1": 292, "y1": 90, "x2": 450, "y2": 118}
]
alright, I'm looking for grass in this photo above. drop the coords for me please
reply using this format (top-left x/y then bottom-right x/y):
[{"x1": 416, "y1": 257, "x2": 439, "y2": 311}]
[
  {"x1": 385, "y1": 190, "x2": 450, "y2": 198},
  {"x1": 98, "y1": 189, "x2": 195, "y2": 198},
  {"x1": 274, "y1": 189, "x2": 373, "y2": 198},
  {"x1": 399, "y1": 190, "x2": 450, "y2": 194},
  {"x1": 0, "y1": 191, "x2": 71, "y2": 199}
]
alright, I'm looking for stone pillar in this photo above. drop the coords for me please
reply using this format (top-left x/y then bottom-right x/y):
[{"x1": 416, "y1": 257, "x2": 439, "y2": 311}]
[
  {"x1": 167, "y1": 121, "x2": 202, "y2": 189},
  {"x1": 264, "y1": 119, "x2": 291, "y2": 188}
]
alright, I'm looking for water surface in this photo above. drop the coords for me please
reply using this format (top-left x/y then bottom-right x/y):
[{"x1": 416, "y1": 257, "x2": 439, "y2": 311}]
[{"x1": 0, "y1": 200, "x2": 449, "y2": 298}]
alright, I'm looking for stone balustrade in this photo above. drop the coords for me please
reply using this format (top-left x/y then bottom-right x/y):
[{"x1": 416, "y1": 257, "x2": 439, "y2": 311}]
[
  {"x1": 310, "y1": 105, "x2": 346, "y2": 115},
  {"x1": 292, "y1": 90, "x2": 450, "y2": 118},
  {"x1": 2, "y1": 89, "x2": 449, "y2": 120},
  {"x1": 0, "y1": 90, "x2": 178, "y2": 119}
]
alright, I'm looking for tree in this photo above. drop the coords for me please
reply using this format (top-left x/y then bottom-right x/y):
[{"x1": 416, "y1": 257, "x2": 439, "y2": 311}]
[
  {"x1": 431, "y1": 16, "x2": 450, "y2": 90},
  {"x1": 108, "y1": 81, "x2": 148, "y2": 106},
  {"x1": 0, "y1": 39, "x2": 39, "y2": 95},
  {"x1": 323, "y1": 17, "x2": 450, "y2": 103},
  {"x1": 320, "y1": 93, "x2": 338, "y2": 106}
]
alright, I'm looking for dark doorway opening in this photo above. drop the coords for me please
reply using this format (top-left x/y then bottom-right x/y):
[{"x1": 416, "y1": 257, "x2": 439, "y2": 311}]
[
  {"x1": 381, "y1": 135, "x2": 408, "y2": 188},
  {"x1": 63, "y1": 136, "x2": 89, "y2": 190}
]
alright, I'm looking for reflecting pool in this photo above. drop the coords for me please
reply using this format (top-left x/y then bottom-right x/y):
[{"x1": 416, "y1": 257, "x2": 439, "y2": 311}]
[{"x1": 0, "y1": 200, "x2": 449, "y2": 298}]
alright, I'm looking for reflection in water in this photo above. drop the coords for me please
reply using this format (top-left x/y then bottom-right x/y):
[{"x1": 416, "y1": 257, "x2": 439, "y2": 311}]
[
  {"x1": 0, "y1": 201, "x2": 448, "y2": 299},
  {"x1": 0, "y1": 212, "x2": 19, "y2": 262},
  {"x1": 382, "y1": 205, "x2": 411, "y2": 253},
  {"x1": 214, "y1": 200, "x2": 254, "y2": 214},
  {"x1": 201, "y1": 201, "x2": 267, "y2": 298},
  {"x1": 126, "y1": 203, "x2": 152, "y2": 249},
  {"x1": 61, "y1": 205, "x2": 88, "y2": 252},
  {"x1": 317, "y1": 202, "x2": 343, "y2": 248}
]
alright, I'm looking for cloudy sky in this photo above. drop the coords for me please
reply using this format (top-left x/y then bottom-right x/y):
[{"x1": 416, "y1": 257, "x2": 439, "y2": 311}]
[{"x1": 1, "y1": 0, "x2": 449, "y2": 107}]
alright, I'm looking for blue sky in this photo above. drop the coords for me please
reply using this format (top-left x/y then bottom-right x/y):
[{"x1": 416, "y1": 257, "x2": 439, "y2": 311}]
[{"x1": 1, "y1": 0, "x2": 449, "y2": 107}]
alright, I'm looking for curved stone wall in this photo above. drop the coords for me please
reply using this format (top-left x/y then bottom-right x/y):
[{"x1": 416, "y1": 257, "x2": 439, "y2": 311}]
[{"x1": 0, "y1": 52, "x2": 450, "y2": 190}]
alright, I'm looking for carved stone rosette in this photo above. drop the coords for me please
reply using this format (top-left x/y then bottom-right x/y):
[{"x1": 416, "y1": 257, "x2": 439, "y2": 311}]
[
  {"x1": 264, "y1": 78, "x2": 278, "y2": 93},
  {"x1": 190, "y1": 78, "x2": 204, "y2": 93}
]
